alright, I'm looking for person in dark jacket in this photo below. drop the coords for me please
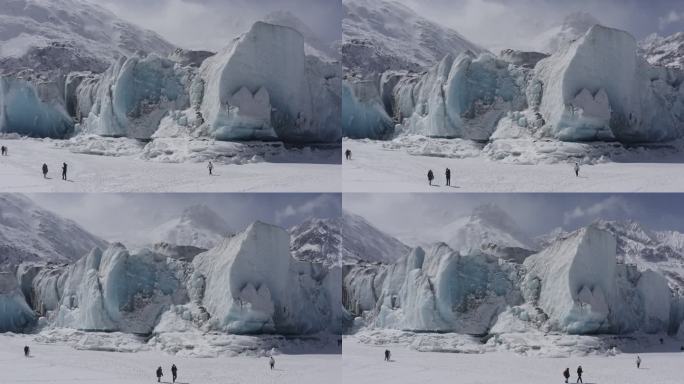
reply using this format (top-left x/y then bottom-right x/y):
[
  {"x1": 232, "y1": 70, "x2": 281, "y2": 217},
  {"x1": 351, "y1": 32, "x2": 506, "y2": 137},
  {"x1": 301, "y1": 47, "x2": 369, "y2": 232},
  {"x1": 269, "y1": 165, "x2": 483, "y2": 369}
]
[
  {"x1": 445, "y1": 168, "x2": 451, "y2": 186},
  {"x1": 345, "y1": 149, "x2": 352, "y2": 160},
  {"x1": 427, "y1": 170, "x2": 434, "y2": 186},
  {"x1": 576, "y1": 365, "x2": 583, "y2": 383},
  {"x1": 384, "y1": 349, "x2": 391, "y2": 362},
  {"x1": 636, "y1": 355, "x2": 641, "y2": 369},
  {"x1": 171, "y1": 364, "x2": 177, "y2": 383},
  {"x1": 42, "y1": 163, "x2": 48, "y2": 178},
  {"x1": 563, "y1": 368, "x2": 570, "y2": 383},
  {"x1": 24, "y1": 346, "x2": 29, "y2": 357},
  {"x1": 156, "y1": 366, "x2": 163, "y2": 382},
  {"x1": 62, "y1": 163, "x2": 67, "y2": 180}
]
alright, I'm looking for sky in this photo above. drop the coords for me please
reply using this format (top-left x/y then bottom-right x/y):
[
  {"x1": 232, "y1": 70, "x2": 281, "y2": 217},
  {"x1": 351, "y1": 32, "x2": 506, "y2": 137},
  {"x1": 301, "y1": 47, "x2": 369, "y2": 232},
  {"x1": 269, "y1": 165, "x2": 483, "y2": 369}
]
[
  {"x1": 345, "y1": 193, "x2": 684, "y2": 246},
  {"x1": 99, "y1": 0, "x2": 342, "y2": 51},
  {"x1": 393, "y1": 0, "x2": 684, "y2": 52},
  {"x1": 30, "y1": 193, "x2": 341, "y2": 244}
]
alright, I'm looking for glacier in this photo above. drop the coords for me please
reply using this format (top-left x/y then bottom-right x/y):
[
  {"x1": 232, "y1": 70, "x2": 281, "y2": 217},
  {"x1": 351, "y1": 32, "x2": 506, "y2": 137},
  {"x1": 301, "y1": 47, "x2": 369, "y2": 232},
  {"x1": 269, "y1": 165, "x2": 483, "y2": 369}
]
[
  {"x1": 0, "y1": 77, "x2": 73, "y2": 138},
  {"x1": 2, "y1": 220, "x2": 342, "y2": 336},
  {"x1": 343, "y1": 219, "x2": 684, "y2": 338},
  {"x1": 345, "y1": 20, "x2": 684, "y2": 147},
  {"x1": 1, "y1": 20, "x2": 341, "y2": 144}
]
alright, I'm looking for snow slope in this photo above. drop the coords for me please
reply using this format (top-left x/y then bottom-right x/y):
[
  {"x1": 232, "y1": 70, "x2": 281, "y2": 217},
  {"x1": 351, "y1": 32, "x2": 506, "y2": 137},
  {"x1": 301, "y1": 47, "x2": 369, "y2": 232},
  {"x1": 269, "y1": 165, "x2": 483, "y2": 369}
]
[
  {"x1": 152, "y1": 204, "x2": 233, "y2": 249},
  {"x1": 0, "y1": 194, "x2": 105, "y2": 267},
  {"x1": 341, "y1": 211, "x2": 409, "y2": 264},
  {"x1": 342, "y1": 0, "x2": 484, "y2": 76},
  {"x1": 438, "y1": 203, "x2": 535, "y2": 254},
  {"x1": 0, "y1": 0, "x2": 174, "y2": 75}
]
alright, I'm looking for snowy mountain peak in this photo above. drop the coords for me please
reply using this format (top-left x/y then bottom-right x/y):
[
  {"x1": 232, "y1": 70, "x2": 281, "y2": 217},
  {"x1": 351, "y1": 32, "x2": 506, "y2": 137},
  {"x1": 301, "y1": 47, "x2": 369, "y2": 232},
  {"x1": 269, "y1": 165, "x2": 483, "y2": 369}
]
[
  {"x1": 639, "y1": 32, "x2": 684, "y2": 69},
  {"x1": 343, "y1": 0, "x2": 484, "y2": 76},
  {"x1": 289, "y1": 217, "x2": 341, "y2": 266},
  {"x1": 151, "y1": 205, "x2": 232, "y2": 249},
  {"x1": 441, "y1": 204, "x2": 535, "y2": 253}
]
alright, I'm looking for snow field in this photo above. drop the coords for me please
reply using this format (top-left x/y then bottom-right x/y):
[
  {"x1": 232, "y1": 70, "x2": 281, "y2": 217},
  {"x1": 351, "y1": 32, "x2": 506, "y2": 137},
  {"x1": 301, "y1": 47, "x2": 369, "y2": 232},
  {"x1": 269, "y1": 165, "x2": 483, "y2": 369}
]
[{"x1": 0, "y1": 333, "x2": 341, "y2": 384}]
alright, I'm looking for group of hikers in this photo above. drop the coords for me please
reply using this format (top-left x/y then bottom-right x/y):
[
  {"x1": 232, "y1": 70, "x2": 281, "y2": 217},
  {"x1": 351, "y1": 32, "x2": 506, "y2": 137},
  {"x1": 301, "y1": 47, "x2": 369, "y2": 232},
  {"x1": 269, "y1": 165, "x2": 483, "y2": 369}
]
[
  {"x1": 41, "y1": 162, "x2": 68, "y2": 180},
  {"x1": 426, "y1": 168, "x2": 452, "y2": 187},
  {"x1": 344, "y1": 148, "x2": 586, "y2": 186},
  {"x1": 562, "y1": 366, "x2": 584, "y2": 383},
  {"x1": 156, "y1": 357, "x2": 275, "y2": 382},
  {"x1": 155, "y1": 364, "x2": 178, "y2": 383}
]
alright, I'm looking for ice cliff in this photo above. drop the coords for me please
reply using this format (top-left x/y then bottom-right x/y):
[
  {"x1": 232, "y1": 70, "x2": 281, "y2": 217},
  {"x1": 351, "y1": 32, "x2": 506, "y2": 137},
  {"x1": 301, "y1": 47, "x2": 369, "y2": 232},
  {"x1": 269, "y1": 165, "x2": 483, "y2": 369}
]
[
  {"x1": 2, "y1": 221, "x2": 341, "y2": 336},
  {"x1": 345, "y1": 18, "x2": 683, "y2": 145},
  {"x1": 344, "y1": 223, "x2": 683, "y2": 337}
]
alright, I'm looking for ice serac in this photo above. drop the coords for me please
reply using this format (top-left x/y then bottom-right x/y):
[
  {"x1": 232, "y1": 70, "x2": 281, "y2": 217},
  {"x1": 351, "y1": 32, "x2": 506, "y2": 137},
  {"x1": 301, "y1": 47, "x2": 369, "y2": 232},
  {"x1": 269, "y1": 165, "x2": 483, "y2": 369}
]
[
  {"x1": 50, "y1": 244, "x2": 186, "y2": 333},
  {"x1": 523, "y1": 226, "x2": 617, "y2": 333},
  {"x1": 199, "y1": 22, "x2": 340, "y2": 143},
  {"x1": 395, "y1": 53, "x2": 527, "y2": 139},
  {"x1": 535, "y1": 25, "x2": 684, "y2": 142},
  {"x1": 0, "y1": 272, "x2": 35, "y2": 332},
  {"x1": 192, "y1": 222, "x2": 339, "y2": 334},
  {"x1": 342, "y1": 80, "x2": 394, "y2": 139},
  {"x1": 370, "y1": 243, "x2": 520, "y2": 333},
  {"x1": 0, "y1": 77, "x2": 73, "y2": 138},
  {"x1": 522, "y1": 225, "x2": 674, "y2": 334},
  {"x1": 79, "y1": 55, "x2": 191, "y2": 139}
]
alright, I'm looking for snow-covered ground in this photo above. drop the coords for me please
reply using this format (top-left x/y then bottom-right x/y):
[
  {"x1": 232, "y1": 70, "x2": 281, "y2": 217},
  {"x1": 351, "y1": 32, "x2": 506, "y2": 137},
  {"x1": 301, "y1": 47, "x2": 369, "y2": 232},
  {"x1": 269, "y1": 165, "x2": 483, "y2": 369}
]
[
  {"x1": 0, "y1": 333, "x2": 341, "y2": 384},
  {"x1": 343, "y1": 335, "x2": 683, "y2": 384},
  {"x1": 0, "y1": 138, "x2": 340, "y2": 192},
  {"x1": 343, "y1": 139, "x2": 684, "y2": 192}
]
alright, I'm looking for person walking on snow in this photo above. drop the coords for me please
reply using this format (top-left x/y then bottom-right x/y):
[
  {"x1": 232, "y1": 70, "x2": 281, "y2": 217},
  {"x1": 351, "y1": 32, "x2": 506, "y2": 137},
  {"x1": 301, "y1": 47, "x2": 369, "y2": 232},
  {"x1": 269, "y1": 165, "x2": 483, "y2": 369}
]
[
  {"x1": 171, "y1": 364, "x2": 178, "y2": 383},
  {"x1": 576, "y1": 365, "x2": 583, "y2": 383},
  {"x1": 42, "y1": 163, "x2": 48, "y2": 178},
  {"x1": 23, "y1": 346, "x2": 29, "y2": 358},
  {"x1": 62, "y1": 163, "x2": 67, "y2": 181},
  {"x1": 563, "y1": 368, "x2": 570, "y2": 383},
  {"x1": 574, "y1": 162, "x2": 580, "y2": 177},
  {"x1": 427, "y1": 170, "x2": 434, "y2": 186},
  {"x1": 269, "y1": 356, "x2": 275, "y2": 370},
  {"x1": 345, "y1": 149, "x2": 352, "y2": 160},
  {"x1": 208, "y1": 161, "x2": 214, "y2": 176},
  {"x1": 445, "y1": 168, "x2": 451, "y2": 186},
  {"x1": 636, "y1": 355, "x2": 641, "y2": 369},
  {"x1": 156, "y1": 366, "x2": 163, "y2": 382},
  {"x1": 384, "y1": 349, "x2": 391, "y2": 362}
]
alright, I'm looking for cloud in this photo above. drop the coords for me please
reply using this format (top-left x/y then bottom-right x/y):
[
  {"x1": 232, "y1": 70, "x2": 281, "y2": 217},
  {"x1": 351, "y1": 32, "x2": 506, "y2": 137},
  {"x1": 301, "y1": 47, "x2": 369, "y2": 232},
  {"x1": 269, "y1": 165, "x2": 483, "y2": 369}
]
[
  {"x1": 562, "y1": 196, "x2": 633, "y2": 225},
  {"x1": 659, "y1": 10, "x2": 684, "y2": 29}
]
